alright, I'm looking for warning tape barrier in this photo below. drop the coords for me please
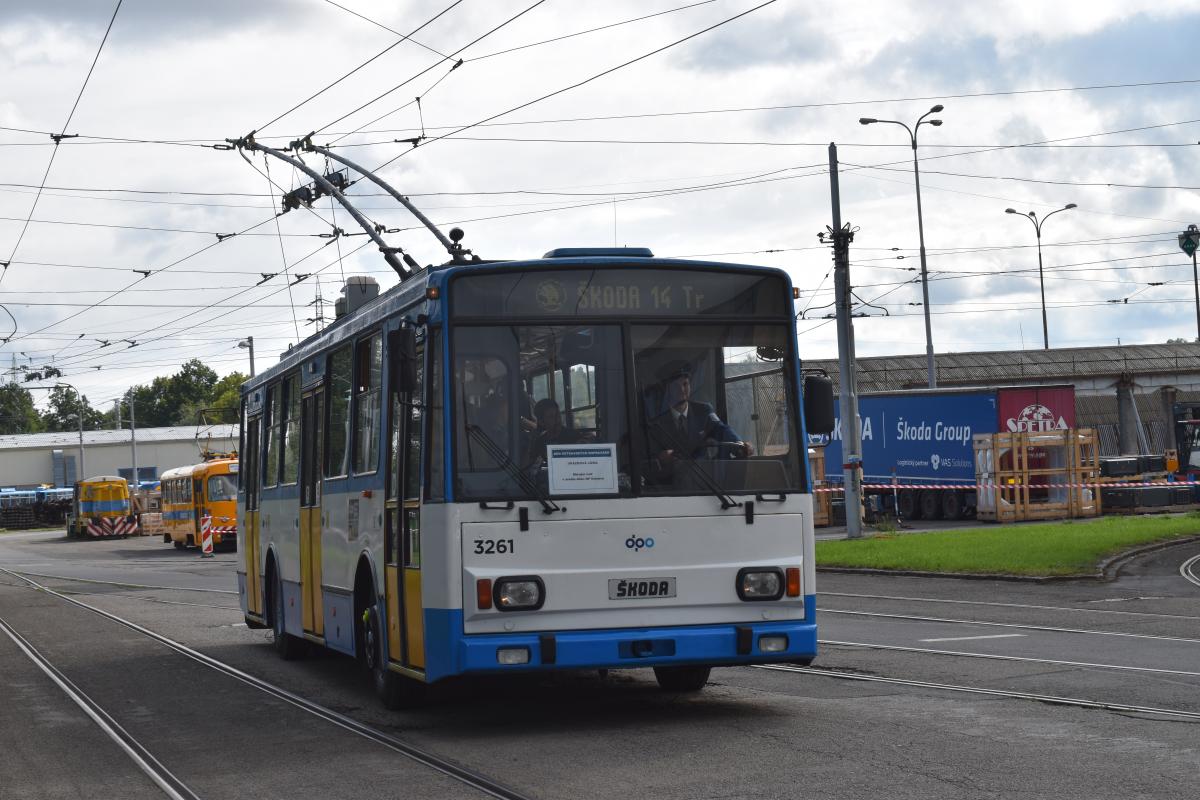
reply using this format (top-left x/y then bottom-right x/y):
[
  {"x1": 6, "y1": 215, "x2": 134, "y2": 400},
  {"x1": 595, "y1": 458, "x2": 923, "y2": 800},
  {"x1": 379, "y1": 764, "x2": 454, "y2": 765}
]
[{"x1": 813, "y1": 480, "x2": 1200, "y2": 493}]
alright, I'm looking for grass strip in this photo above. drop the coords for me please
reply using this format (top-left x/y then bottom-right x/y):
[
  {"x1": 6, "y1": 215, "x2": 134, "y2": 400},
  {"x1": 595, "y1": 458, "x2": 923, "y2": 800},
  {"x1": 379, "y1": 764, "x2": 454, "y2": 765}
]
[{"x1": 816, "y1": 513, "x2": 1200, "y2": 576}]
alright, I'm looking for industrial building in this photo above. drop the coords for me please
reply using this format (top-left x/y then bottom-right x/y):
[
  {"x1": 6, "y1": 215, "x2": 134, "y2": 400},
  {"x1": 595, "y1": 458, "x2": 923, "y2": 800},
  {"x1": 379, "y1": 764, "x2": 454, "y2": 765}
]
[
  {"x1": 0, "y1": 426, "x2": 238, "y2": 489},
  {"x1": 806, "y1": 341, "x2": 1200, "y2": 456}
]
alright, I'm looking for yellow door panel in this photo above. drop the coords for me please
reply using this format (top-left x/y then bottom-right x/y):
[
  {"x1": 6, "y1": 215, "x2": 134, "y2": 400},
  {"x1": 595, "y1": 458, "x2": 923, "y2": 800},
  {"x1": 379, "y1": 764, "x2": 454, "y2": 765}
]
[
  {"x1": 309, "y1": 507, "x2": 324, "y2": 636},
  {"x1": 245, "y1": 511, "x2": 261, "y2": 615},
  {"x1": 300, "y1": 510, "x2": 314, "y2": 631},
  {"x1": 385, "y1": 565, "x2": 402, "y2": 661},
  {"x1": 403, "y1": 569, "x2": 424, "y2": 668}
]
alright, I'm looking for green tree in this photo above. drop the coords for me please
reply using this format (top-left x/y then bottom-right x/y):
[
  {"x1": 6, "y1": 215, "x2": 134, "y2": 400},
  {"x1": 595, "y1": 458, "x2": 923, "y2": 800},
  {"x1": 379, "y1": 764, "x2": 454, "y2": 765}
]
[
  {"x1": 40, "y1": 386, "x2": 104, "y2": 432},
  {"x1": 121, "y1": 359, "x2": 221, "y2": 427},
  {"x1": 209, "y1": 371, "x2": 247, "y2": 420},
  {"x1": 0, "y1": 385, "x2": 42, "y2": 435}
]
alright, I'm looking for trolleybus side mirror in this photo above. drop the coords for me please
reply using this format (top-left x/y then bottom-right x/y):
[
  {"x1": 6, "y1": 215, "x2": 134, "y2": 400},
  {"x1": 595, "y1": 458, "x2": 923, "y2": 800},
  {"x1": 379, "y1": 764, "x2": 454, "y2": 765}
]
[
  {"x1": 803, "y1": 374, "x2": 835, "y2": 436},
  {"x1": 394, "y1": 327, "x2": 418, "y2": 393}
]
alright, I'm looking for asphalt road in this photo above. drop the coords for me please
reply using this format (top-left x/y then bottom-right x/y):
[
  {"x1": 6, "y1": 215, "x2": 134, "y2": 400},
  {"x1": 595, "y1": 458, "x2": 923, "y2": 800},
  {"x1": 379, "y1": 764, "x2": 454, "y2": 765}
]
[{"x1": 1, "y1": 529, "x2": 1198, "y2": 800}]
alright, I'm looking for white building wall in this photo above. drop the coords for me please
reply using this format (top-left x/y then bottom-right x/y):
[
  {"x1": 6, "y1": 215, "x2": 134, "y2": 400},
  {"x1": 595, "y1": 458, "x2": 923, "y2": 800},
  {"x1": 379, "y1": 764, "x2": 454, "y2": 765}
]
[{"x1": 0, "y1": 435, "x2": 237, "y2": 488}]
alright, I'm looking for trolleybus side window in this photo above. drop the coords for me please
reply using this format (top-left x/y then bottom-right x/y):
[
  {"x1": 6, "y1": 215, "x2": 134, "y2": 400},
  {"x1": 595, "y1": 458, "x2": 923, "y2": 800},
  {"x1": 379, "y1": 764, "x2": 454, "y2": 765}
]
[
  {"x1": 426, "y1": 328, "x2": 444, "y2": 501},
  {"x1": 282, "y1": 372, "x2": 301, "y2": 485},
  {"x1": 301, "y1": 391, "x2": 324, "y2": 507},
  {"x1": 238, "y1": 398, "x2": 246, "y2": 493},
  {"x1": 388, "y1": 338, "x2": 424, "y2": 568},
  {"x1": 353, "y1": 332, "x2": 382, "y2": 475},
  {"x1": 404, "y1": 343, "x2": 424, "y2": 567},
  {"x1": 245, "y1": 417, "x2": 260, "y2": 511},
  {"x1": 327, "y1": 344, "x2": 352, "y2": 478},
  {"x1": 264, "y1": 384, "x2": 279, "y2": 488}
]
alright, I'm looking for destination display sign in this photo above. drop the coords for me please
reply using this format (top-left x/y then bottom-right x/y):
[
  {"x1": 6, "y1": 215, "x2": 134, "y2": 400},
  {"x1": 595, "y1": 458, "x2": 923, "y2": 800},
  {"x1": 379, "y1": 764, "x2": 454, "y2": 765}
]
[{"x1": 451, "y1": 268, "x2": 789, "y2": 318}]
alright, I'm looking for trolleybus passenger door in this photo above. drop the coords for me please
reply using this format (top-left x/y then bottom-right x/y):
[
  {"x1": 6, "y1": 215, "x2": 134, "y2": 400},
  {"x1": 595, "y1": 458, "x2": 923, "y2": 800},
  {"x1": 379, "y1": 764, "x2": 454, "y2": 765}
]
[
  {"x1": 386, "y1": 332, "x2": 425, "y2": 668},
  {"x1": 300, "y1": 389, "x2": 325, "y2": 636},
  {"x1": 244, "y1": 417, "x2": 263, "y2": 616}
]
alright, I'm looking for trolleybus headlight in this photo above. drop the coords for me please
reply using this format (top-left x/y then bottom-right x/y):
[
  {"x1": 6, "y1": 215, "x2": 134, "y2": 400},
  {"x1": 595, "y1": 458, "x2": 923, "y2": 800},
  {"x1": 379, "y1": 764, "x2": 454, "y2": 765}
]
[
  {"x1": 494, "y1": 576, "x2": 545, "y2": 611},
  {"x1": 736, "y1": 568, "x2": 784, "y2": 601}
]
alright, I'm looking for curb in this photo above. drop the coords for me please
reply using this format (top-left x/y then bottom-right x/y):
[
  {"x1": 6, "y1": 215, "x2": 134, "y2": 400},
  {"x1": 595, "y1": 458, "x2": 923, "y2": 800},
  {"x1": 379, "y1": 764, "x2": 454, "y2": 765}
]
[{"x1": 817, "y1": 534, "x2": 1200, "y2": 583}]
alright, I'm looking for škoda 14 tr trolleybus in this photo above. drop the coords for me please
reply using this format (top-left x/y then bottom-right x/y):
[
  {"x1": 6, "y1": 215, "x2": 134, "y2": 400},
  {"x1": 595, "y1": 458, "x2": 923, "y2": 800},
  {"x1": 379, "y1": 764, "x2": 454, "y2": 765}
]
[
  {"x1": 237, "y1": 246, "x2": 834, "y2": 707},
  {"x1": 228, "y1": 130, "x2": 832, "y2": 708}
]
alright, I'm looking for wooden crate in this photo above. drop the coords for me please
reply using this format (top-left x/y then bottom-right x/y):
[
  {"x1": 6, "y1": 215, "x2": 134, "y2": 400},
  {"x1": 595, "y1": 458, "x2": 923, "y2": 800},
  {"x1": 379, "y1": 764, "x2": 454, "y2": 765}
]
[
  {"x1": 809, "y1": 446, "x2": 832, "y2": 527},
  {"x1": 974, "y1": 428, "x2": 1101, "y2": 523}
]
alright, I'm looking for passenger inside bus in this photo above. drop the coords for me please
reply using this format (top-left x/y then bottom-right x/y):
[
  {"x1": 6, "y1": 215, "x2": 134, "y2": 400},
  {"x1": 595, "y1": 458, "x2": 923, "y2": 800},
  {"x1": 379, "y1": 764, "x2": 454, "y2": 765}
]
[{"x1": 523, "y1": 398, "x2": 593, "y2": 469}]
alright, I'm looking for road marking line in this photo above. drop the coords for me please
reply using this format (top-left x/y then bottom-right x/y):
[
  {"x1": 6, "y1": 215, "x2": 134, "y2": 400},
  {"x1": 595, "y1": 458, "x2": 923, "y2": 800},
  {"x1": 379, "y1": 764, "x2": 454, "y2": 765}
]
[
  {"x1": 1181, "y1": 554, "x2": 1200, "y2": 589},
  {"x1": 919, "y1": 633, "x2": 1026, "y2": 642}
]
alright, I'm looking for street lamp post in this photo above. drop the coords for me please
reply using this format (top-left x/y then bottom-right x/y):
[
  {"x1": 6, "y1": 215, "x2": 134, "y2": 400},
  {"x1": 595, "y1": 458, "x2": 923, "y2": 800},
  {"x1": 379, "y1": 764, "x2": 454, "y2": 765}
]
[
  {"x1": 860, "y1": 105, "x2": 944, "y2": 388},
  {"x1": 59, "y1": 384, "x2": 86, "y2": 479},
  {"x1": 1005, "y1": 204, "x2": 1076, "y2": 349},
  {"x1": 237, "y1": 336, "x2": 256, "y2": 376}
]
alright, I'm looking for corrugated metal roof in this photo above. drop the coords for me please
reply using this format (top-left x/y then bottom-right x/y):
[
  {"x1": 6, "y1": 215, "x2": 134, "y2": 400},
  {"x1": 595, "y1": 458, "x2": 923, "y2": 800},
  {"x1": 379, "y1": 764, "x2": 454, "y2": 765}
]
[
  {"x1": 0, "y1": 426, "x2": 238, "y2": 451},
  {"x1": 808, "y1": 342, "x2": 1200, "y2": 393}
]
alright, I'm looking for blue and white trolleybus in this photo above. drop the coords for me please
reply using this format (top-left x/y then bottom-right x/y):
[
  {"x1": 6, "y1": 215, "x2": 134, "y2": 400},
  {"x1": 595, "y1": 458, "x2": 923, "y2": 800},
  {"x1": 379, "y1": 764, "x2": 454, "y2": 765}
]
[{"x1": 237, "y1": 245, "x2": 834, "y2": 707}]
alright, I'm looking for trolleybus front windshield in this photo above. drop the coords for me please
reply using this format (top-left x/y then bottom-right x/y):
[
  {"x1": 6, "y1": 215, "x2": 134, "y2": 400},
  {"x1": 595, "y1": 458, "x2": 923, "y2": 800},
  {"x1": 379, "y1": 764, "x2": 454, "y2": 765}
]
[{"x1": 450, "y1": 268, "x2": 803, "y2": 500}]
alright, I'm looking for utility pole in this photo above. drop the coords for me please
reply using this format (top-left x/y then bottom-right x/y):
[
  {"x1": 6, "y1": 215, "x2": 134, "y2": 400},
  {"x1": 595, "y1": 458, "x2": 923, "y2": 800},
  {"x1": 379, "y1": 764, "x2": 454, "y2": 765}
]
[
  {"x1": 827, "y1": 143, "x2": 864, "y2": 538},
  {"x1": 130, "y1": 395, "x2": 138, "y2": 488},
  {"x1": 308, "y1": 278, "x2": 327, "y2": 331},
  {"x1": 1180, "y1": 224, "x2": 1200, "y2": 340}
]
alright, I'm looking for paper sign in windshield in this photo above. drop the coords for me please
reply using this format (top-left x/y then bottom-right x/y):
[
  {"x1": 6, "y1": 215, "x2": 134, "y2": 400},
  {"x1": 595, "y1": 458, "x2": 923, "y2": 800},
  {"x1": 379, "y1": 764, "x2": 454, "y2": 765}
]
[{"x1": 547, "y1": 444, "x2": 618, "y2": 495}]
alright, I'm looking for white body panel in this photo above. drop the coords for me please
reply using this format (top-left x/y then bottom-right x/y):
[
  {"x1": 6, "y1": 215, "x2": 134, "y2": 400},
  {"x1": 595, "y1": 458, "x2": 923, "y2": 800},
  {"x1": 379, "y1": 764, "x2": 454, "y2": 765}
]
[{"x1": 419, "y1": 493, "x2": 815, "y2": 632}]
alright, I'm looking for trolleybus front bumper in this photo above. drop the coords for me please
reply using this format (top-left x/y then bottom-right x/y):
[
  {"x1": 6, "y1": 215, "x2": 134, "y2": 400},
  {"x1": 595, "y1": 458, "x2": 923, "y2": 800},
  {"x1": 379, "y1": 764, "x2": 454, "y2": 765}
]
[{"x1": 427, "y1": 596, "x2": 817, "y2": 679}]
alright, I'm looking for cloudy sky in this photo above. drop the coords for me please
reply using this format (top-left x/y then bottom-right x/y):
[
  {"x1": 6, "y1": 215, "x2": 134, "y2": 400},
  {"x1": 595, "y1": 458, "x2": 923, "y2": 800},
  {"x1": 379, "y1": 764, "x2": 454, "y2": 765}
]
[{"x1": 2, "y1": 0, "x2": 1199, "y2": 410}]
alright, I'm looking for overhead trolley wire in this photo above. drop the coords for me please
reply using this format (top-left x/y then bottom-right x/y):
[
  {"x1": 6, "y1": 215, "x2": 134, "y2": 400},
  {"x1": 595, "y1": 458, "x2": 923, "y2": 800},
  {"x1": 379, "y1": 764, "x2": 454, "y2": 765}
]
[
  {"x1": 254, "y1": 0, "x2": 466, "y2": 134},
  {"x1": 469, "y1": 0, "x2": 720, "y2": 61},
  {"x1": 46, "y1": 238, "x2": 359, "y2": 372},
  {"x1": 365, "y1": 0, "x2": 781, "y2": 174},
  {"x1": 312, "y1": 0, "x2": 549, "y2": 139},
  {"x1": 1, "y1": 0, "x2": 123, "y2": 287},
  {"x1": 7, "y1": 212, "x2": 284, "y2": 345},
  {"x1": 321, "y1": 0, "x2": 451, "y2": 59}
]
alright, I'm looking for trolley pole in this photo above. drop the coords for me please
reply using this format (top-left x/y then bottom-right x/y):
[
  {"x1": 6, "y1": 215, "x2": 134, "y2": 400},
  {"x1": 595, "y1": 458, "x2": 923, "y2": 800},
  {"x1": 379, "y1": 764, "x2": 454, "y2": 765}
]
[{"x1": 827, "y1": 143, "x2": 864, "y2": 538}]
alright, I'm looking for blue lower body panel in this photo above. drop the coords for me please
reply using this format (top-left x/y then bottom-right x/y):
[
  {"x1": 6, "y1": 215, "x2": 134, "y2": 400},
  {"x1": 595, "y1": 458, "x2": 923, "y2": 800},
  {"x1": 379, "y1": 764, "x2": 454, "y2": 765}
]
[{"x1": 423, "y1": 595, "x2": 818, "y2": 682}]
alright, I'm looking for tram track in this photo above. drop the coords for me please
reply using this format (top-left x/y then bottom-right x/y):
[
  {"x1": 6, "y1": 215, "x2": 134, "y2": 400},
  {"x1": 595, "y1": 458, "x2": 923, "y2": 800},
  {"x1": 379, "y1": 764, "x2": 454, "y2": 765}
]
[
  {"x1": 819, "y1": 608, "x2": 1200, "y2": 644},
  {"x1": 0, "y1": 567, "x2": 538, "y2": 800},
  {"x1": 820, "y1": 591, "x2": 1200, "y2": 620},
  {"x1": 6, "y1": 569, "x2": 237, "y2": 595},
  {"x1": 752, "y1": 663, "x2": 1200, "y2": 722},
  {"x1": 817, "y1": 639, "x2": 1200, "y2": 679},
  {"x1": 0, "y1": 614, "x2": 201, "y2": 800}
]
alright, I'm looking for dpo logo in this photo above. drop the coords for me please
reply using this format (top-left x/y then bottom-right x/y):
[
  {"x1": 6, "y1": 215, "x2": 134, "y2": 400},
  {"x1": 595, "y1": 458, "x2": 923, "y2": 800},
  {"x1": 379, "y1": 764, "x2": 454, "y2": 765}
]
[
  {"x1": 1006, "y1": 403, "x2": 1069, "y2": 432},
  {"x1": 625, "y1": 536, "x2": 655, "y2": 552}
]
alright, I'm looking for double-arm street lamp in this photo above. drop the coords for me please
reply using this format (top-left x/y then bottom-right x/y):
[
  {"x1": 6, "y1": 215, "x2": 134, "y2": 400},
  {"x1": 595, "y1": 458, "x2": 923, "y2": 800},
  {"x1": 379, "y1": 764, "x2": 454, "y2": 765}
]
[
  {"x1": 860, "y1": 105, "x2": 944, "y2": 388},
  {"x1": 1005, "y1": 204, "x2": 1076, "y2": 350}
]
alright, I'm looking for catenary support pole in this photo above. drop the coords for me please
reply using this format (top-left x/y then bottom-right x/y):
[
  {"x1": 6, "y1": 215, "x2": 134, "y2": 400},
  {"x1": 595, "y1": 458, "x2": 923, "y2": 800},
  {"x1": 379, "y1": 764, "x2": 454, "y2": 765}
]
[
  {"x1": 130, "y1": 395, "x2": 138, "y2": 488},
  {"x1": 828, "y1": 143, "x2": 863, "y2": 538},
  {"x1": 1192, "y1": 247, "x2": 1199, "y2": 341}
]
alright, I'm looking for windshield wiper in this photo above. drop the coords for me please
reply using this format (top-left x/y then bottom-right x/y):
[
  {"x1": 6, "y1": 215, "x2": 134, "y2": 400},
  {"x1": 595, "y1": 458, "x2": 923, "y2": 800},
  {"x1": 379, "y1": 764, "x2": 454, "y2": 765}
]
[
  {"x1": 646, "y1": 422, "x2": 740, "y2": 510},
  {"x1": 464, "y1": 424, "x2": 563, "y2": 514}
]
